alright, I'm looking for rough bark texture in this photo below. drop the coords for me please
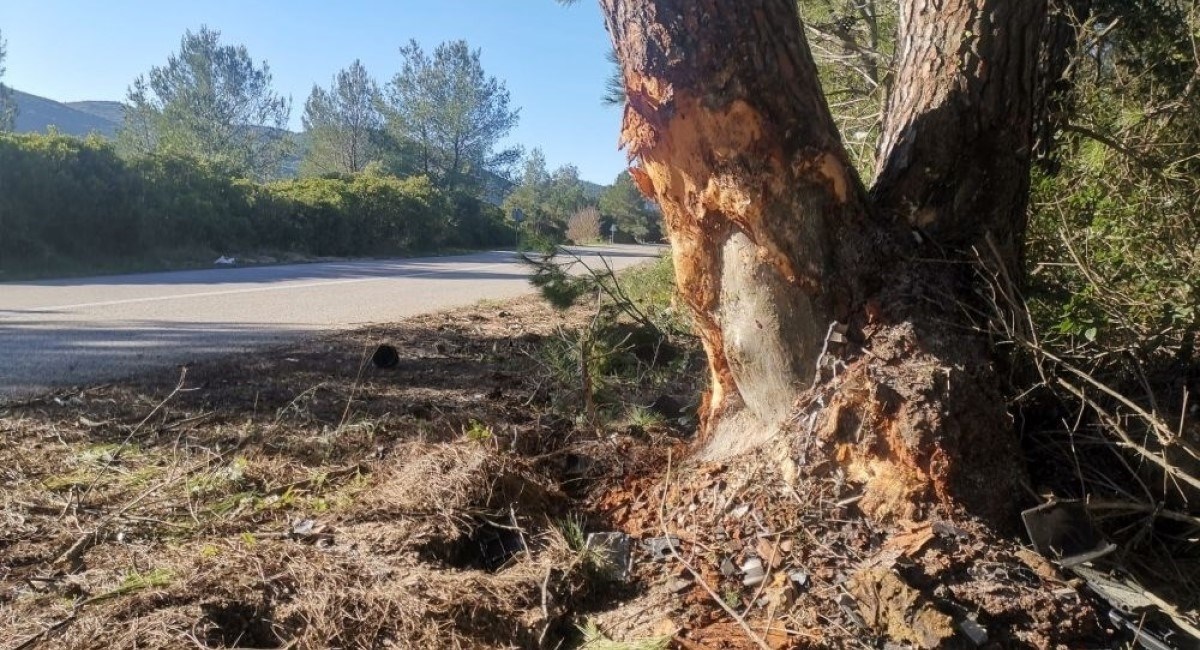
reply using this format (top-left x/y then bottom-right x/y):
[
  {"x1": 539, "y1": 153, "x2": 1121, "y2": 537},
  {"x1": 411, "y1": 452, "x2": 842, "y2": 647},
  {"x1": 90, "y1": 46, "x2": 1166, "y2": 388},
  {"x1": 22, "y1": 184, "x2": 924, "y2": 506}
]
[
  {"x1": 602, "y1": 0, "x2": 1048, "y2": 523},
  {"x1": 872, "y1": 0, "x2": 1048, "y2": 268},
  {"x1": 600, "y1": 0, "x2": 889, "y2": 457}
]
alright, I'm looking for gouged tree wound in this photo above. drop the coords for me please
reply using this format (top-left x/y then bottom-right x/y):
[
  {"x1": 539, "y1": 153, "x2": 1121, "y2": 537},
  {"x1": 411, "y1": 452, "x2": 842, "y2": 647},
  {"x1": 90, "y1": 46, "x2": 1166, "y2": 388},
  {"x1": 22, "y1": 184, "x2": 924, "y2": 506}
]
[
  {"x1": 626, "y1": 90, "x2": 847, "y2": 450},
  {"x1": 604, "y1": 0, "x2": 1037, "y2": 524}
]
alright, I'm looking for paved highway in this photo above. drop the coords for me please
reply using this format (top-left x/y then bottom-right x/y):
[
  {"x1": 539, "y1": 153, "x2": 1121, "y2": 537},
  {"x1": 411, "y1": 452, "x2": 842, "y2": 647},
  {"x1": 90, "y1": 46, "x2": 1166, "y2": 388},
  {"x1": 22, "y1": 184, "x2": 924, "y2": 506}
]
[{"x1": 0, "y1": 245, "x2": 662, "y2": 400}]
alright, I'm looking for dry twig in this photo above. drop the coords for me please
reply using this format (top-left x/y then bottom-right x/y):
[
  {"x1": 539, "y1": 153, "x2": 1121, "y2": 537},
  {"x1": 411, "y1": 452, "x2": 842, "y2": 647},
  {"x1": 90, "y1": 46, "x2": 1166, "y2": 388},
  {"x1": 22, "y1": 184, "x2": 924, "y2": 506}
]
[{"x1": 657, "y1": 451, "x2": 773, "y2": 650}]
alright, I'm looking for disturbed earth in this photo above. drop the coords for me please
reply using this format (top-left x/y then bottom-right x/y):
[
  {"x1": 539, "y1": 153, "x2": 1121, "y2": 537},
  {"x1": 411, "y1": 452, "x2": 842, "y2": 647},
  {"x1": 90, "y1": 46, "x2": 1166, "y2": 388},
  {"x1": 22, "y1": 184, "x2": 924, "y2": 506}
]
[{"x1": 0, "y1": 272, "x2": 1194, "y2": 648}]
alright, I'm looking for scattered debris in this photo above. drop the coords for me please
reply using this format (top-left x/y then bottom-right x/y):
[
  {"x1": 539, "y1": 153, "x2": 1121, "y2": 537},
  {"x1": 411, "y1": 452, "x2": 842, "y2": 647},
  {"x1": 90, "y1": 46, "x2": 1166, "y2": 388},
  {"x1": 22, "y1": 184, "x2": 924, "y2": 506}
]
[
  {"x1": 476, "y1": 525, "x2": 527, "y2": 571},
  {"x1": 884, "y1": 522, "x2": 936, "y2": 557},
  {"x1": 586, "y1": 532, "x2": 632, "y2": 581},
  {"x1": 931, "y1": 520, "x2": 969, "y2": 539},
  {"x1": 847, "y1": 567, "x2": 956, "y2": 649},
  {"x1": 642, "y1": 535, "x2": 680, "y2": 561},
  {"x1": 670, "y1": 578, "x2": 694, "y2": 594},
  {"x1": 213, "y1": 255, "x2": 236, "y2": 265},
  {"x1": 786, "y1": 569, "x2": 809, "y2": 592},
  {"x1": 1108, "y1": 609, "x2": 1178, "y2": 650},
  {"x1": 755, "y1": 538, "x2": 783, "y2": 569},
  {"x1": 1071, "y1": 565, "x2": 1158, "y2": 613},
  {"x1": 1074, "y1": 565, "x2": 1200, "y2": 647},
  {"x1": 0, "y1": 290, "x2": 705, "y2": 649},
  {"x1": 741, "y1": 556, "x2": 766, "y2": 587},
  {"x1": 1021, "y1": 499, "x2": 1116, "y2": 567},
  {"x1": 10, "y1": 279, "x2": 1180, "y2": 649},
  {"x1": 958, "y1": 618, "x2": 989, "y2": 646},
  {"x1": 837, "y1": 592, "x2": 867, "y2": 629},
  {"x1": 289, "y1": 519, "x2": 333, "y2": 545}
]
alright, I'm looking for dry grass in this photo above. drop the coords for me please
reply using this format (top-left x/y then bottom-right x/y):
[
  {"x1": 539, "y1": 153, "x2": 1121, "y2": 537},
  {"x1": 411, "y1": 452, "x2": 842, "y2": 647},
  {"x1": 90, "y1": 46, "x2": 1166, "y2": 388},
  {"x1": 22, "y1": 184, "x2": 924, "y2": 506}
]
[
  {"x1": 0, "y1": 293, "x2": 697, "y2": 649},
  {"x1": 8, "y1": 251, "x2": 1192, "y2": 650}
]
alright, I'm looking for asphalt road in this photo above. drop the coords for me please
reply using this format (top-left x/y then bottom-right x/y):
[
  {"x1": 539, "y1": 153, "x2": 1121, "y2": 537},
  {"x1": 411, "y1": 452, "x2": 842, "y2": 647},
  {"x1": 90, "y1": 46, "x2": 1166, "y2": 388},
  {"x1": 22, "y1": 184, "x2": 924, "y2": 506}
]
[{"x1": 0, "y1": 245, "x2": 662, "y2": 401}]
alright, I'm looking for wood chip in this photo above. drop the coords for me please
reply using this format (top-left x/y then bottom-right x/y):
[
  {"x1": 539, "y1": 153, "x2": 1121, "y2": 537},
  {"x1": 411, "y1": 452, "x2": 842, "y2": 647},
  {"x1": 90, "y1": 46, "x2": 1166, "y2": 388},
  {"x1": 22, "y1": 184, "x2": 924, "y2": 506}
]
[
  {"x1": 848, "y1": 567, "x2": 955, "y2": 649},
  {"x1": 884, "y1": 523, "x2": 935, "y2": 557},
  {"x1": 756, "y1": 538, "x2": 783, "y2": 569}
]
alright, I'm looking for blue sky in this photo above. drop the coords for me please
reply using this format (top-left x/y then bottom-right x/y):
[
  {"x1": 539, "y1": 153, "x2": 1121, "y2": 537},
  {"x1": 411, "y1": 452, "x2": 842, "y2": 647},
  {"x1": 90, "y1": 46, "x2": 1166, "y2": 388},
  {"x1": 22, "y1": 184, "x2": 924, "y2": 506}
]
[{"x1": 0, "y1": 1, "x2": 628, "y2": 184}]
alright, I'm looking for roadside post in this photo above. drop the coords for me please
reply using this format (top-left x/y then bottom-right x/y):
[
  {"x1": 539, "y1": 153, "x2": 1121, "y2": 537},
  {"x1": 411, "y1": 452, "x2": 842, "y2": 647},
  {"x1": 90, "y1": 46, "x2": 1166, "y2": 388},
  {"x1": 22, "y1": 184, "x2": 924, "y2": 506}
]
[
  {"x1": 610, "y1": 223, "x2": 617, "y2": 244},
  {"x1": 511, "y1": 208, "x2": 525, "y2": 250}
]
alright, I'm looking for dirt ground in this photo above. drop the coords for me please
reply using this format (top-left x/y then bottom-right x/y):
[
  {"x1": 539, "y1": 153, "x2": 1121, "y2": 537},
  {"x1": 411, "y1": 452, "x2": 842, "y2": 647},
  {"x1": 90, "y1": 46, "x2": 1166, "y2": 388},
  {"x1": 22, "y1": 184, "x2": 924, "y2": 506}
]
[
  {"x1": 0, "y1": 291, "x2": 703, "y2": 649},
  {"x1": 0, "y1": 283, "x2": 1193, "y2": 649}
]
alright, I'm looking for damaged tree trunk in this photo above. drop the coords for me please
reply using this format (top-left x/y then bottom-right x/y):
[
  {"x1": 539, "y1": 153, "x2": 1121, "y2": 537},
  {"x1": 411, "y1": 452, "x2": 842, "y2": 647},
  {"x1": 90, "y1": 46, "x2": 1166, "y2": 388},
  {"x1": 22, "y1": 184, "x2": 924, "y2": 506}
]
[
  {"x1": 601, "y1": 0, "x2": 1050, "y2": 523},
  {"x1": 601, "y1": 0, "x2": 888, "y2": 458}
]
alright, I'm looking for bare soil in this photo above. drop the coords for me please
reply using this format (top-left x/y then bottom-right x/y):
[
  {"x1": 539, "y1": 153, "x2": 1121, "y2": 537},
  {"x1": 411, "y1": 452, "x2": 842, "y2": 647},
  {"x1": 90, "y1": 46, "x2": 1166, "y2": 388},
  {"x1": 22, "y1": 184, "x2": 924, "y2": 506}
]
[
  {"x1": 0, "y1": 295, "x2": 699, "y2": 649},
  {"x1": 0, "y1": 290, "x2": 1173, "y2": 649}
]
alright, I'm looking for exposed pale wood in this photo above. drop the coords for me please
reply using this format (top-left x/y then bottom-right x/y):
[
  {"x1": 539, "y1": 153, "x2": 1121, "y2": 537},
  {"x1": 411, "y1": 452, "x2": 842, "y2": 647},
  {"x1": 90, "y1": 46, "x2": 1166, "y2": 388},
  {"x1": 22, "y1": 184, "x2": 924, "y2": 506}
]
[
  {"x1": 600, "y1": 0, "x2": 886, "y2": 454},
  {"x1": 599, "y1": 0, "x2": 1051, "y2": 522}
]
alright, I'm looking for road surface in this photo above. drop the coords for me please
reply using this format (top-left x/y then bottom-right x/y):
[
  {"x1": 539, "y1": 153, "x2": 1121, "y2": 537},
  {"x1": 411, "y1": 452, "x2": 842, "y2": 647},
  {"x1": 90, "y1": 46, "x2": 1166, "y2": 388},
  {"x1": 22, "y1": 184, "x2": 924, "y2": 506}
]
[{"x1": 0, "y1": 245, "x2": 662, "y2": 400}]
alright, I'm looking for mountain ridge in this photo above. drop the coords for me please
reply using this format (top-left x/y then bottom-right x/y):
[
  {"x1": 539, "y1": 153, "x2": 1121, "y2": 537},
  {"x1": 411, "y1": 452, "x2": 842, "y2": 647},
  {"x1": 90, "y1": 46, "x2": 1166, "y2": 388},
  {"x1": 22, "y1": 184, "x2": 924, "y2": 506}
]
[
  {"x1": 64, "y1": 100, "x2": 126, "y2": 125},
  {"x1": 8, "y1": 90, "x2": 613, "y2": 190},
  {"x1": 12, "y1": 90, "x2": 120, "y2": 138}
]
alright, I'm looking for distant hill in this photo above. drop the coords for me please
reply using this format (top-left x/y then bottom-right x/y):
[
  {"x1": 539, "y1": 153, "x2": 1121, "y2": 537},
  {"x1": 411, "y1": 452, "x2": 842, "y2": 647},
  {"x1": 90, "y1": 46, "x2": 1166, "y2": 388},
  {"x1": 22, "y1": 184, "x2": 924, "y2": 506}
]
[
  {"x1": 580, "y1": 180, "x2": 605, "y2": 200},
  {"x1": 12, "y1": 90, "x2": 120, "y2": 138},
  {"x1": 11, "y1": 90, "x2": 305, "y2": 178},
  {"x1": 64, "y1": 100, "x2": 126, "y2": 125}
]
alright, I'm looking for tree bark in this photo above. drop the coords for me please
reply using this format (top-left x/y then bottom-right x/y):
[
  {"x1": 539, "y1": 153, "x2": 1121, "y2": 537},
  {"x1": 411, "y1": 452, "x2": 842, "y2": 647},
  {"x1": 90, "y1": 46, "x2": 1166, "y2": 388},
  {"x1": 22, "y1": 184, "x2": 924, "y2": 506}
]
[
  {"x1": 602, "y1": 0, "x2": 1050, "y2": 523},
  {"x1": 872, "y1": 0, "x2": 1048, "y2": 268},
  {"x1": 601, "y1": 0, "x2": 889, "y2": 459}
]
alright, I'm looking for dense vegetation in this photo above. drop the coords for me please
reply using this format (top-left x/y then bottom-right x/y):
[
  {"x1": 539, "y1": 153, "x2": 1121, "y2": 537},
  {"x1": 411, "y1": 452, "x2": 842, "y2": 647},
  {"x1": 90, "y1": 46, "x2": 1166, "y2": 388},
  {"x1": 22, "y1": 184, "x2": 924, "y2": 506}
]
[
  {"x1": 799, "y1": 1, "x2": 1198, "y2": 365},
  {"x1": 0, "y1": 25, "x2": 661, "y2": 278},
  {"x1": 504, "y1": 148, "x2": 662, "y2": 245},
  {"x1": 0, "y1": 132, "x2": 511, "y2": 277},
  {"x1": 797, "y1": 0, "x2": 1200, "y2": 531}
]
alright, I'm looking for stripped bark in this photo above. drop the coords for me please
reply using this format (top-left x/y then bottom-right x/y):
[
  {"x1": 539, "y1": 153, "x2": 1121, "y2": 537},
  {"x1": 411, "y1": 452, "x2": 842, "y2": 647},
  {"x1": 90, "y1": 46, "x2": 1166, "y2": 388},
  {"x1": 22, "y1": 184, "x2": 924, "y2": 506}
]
[
  {"x1": 601, "y1": 0, "x2": 890, "y2": 457},
  {"x1": 601, "y1": 0, "x2": 1049, "y2": 522}
]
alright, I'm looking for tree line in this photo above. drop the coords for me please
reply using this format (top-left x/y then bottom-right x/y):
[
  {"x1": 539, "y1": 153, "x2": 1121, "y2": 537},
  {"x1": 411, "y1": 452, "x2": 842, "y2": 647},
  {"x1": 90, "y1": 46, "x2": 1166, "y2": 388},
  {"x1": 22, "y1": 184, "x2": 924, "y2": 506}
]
[
  {"x1": 0, "y1": 25, "x2": 661, "y2": 276},
  {"x1": 0, "y1": 133, "x2": 511, "y2": 276}
]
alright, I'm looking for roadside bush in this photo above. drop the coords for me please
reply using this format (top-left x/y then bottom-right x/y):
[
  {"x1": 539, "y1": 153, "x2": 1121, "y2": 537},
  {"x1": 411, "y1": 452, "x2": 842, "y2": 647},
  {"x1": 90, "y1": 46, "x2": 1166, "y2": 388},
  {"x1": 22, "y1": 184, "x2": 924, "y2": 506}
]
[
  {"x1": 566, "y1": 206, "x2": 602, "y2": 244},
  {"x1": 0, "y1": 133, "x2": 144, "y2": 270},
  {"x1": 442, "y1": 191, "x2": 514, "y2": 250},
  {"x1": 1024, "y1": 55, "x2": 1200, "y2": 381},
  {"x1": 129, "y1": 152, "x2": 258, "y2": 253},
  {"x1": 0, "y1": 132, "x2": 514, "y2": 277}
]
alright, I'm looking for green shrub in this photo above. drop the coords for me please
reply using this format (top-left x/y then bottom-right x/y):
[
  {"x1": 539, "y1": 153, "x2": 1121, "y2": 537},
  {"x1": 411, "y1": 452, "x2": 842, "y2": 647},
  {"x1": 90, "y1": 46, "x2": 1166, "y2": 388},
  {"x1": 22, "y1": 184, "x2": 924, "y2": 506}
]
[{"x1": 0, "y1": 132, "x2": 515, "y2": 277}]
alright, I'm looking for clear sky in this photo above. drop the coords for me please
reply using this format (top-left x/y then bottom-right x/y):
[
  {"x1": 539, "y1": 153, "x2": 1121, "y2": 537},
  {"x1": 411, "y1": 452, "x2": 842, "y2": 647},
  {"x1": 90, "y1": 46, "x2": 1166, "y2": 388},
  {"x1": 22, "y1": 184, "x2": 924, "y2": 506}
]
[{"x1": 0, "y1": 1, "x2": 629, "y2": 184}]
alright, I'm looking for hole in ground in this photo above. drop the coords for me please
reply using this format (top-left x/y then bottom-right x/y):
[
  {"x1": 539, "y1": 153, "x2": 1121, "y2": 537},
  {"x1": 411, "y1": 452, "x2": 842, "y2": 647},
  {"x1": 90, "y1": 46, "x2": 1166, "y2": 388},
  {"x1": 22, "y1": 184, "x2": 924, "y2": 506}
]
[
  {"x1": 199, "y1": 599, "x2": 284, "y2": 649},
  {"x1": 417, "y1": 522, "x2": 529, "y2": 572}
]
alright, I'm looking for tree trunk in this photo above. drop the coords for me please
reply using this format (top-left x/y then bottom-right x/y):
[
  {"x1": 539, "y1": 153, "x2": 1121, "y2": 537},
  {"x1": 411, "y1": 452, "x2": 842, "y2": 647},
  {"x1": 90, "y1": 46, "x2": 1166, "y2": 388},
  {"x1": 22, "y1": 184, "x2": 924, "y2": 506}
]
[
  {"x1": 602, "y1": 0, "x2": 886, "y2": 457},
  {"x1": 601, "y1": 0, "x2": 1049, "y2": 523},
  {"x1": 872, "y1": 0, "x2": 1048, "y2": 269}
]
